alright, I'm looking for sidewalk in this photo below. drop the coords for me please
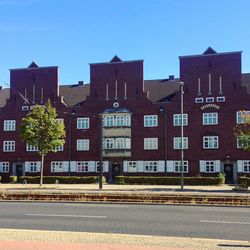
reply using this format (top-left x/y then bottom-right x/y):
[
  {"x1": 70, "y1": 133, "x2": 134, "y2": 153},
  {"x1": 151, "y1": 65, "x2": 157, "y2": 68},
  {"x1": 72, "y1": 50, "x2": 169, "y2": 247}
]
[
  {"x1": 0, "y1": 228, "x2": 249, "y2": 250},
  {"x1": 0, "y1": 183, "x2": 246, "y2": 195}
]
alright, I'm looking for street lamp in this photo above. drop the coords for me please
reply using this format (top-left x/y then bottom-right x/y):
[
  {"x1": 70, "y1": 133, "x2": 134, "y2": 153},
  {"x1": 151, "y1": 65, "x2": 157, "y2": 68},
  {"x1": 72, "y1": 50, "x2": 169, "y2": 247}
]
[
  {"x1": 99, "y1": 114, "x2": 103, "y2": 190},
  {"x1": 159, "y1": 106, "x2": 167, "y2": 174},
  {"x1": 68, "y1": 110, "x2": 75, "y2": 175},
  {"x1": 180, "y1": 82, "x2": 184, "y2": 190}
]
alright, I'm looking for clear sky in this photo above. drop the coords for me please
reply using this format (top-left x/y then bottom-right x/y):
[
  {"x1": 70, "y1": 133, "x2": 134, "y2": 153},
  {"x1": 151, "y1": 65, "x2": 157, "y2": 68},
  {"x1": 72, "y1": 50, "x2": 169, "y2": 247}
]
[{"x1": 0, "y1": 0, "x2": 250, "y2": 86}]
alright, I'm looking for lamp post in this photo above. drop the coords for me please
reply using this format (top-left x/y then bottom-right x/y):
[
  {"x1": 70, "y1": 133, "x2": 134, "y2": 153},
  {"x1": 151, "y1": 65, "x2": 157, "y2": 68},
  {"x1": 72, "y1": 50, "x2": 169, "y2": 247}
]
[
  {"x1": 99, "y1": 114, "x2": 103, "y2": 190},
  {"x1": 180, "y1": 82, "x2": 184, "y2": 190},
  {"x1": 68, "y1": 110, "x2": 75, "y2": 175},
  {"x1": 160, "y1": 106, "x2": 167, "y2": 174}
]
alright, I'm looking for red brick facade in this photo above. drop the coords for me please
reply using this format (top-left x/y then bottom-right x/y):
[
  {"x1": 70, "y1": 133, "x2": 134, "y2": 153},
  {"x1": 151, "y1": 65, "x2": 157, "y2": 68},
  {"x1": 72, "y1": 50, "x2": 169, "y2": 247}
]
[{"x1": 0, "y1": 49, "x2": 250, "y2": 183}]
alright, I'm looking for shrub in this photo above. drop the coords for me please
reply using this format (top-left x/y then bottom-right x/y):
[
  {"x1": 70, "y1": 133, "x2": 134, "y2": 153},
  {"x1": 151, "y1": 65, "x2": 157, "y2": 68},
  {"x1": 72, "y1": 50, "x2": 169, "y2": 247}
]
[
  {"x1": 115, "y1": 176, "x2": 225, "y2": 185},
  {"x1": 19, "y1": 176, "x2": 106, "y2": 184},
  {"x1": 238, "y1": 176, "x2": 250, "y2": 186},
  {"x1": 10, "y1": 176, "x2": 17, "y2": 184}
]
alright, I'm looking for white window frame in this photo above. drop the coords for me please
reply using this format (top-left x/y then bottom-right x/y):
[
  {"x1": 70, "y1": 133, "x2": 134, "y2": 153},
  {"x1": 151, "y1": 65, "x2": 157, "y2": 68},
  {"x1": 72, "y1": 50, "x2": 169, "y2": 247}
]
[
  {"x1": 236, "y1": 111, "x2": 250, "y2": 124},
  {"x1": 77, "y1": 139, "x2": 90, "y2": 151},
  {"x1": 116, "y1": 115, "x2": 125, "y2": 127},
  {"x1": 128, "y1": 161, "x2": 137, "y2": 172},
  {"x1": 53, "y1": 144, "x2": 64, "y2": 152},
  {"x1": 144, "y1": 161, "x2": 158, "y2": 172},
  {"x1": 26, "y1": 143, "x2": 38, "y2": 152},
  {"x1": 173, "y1": 161, "x2": 188, "y2": 173},
  {"x1": 203, "y1": 113, "x2": 218, "y2": 125},
  {"x1": 173, "y1": 137, "x2": 188, "y2": 150},
  {"x1": 77, "y1": 117, "x2": 90, "y2": 129},
  {"x1": 4, "y1": 120, "x2": 16, "y2": 131},
  {"x1": 206, "y1": 97, "x2": 214, "y2": 103},
  {"x1": 203, "y1": 136, "x2": 219, "y2": 149},
  {"x1": 76, "y1": 161, "x2": 89, "y2": 172},
  {"x1": 204, "y1": 161, "x2": 216, "y2": 173},
  {"x1": 104, "y1": 138, "x2": 114, "y2": 149},
  {"x1": 195, "y1": 98, "x2": 204, "y2": 103},
  {"x1": 242, "y1": 160, "x2": 250, "y2": 173},
  {"x1": 237, "y1": 136, "x2": 250, "y2": 149},
  {"x1": 144, "y1": 115, "x2": 158, "y2": 127},
  {"x1": 173, "y1": 114, "x2": 188, "y2": 126},
  {"x1": 51, "y1": 161, "x2": 63, "y2": 172},
  {"x1": 144, "y1": 138, "x2": 158, "y2": 150},
  {"x1": 104, "y1": 115, "x2": 115, "y2": 127},
  {"x1": 29, "y1": 162, "x2": 38, "y2": 172},
  {"x1": 0, "y1": 162, "x2": 9, "y2": 173},
  {"x1": 3, "y1": 141, "x2": 15, "y2": 152},
  {"x1": 217, "y1": 96, "x2": 225, "y2": 102}
]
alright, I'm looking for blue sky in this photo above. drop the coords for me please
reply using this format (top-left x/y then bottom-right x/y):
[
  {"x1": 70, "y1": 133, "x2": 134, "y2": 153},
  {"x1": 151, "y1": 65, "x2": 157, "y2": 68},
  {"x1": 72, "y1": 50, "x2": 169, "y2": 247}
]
[{"x1": 0, "y1": 0, "x2": 250, "y2": 85}]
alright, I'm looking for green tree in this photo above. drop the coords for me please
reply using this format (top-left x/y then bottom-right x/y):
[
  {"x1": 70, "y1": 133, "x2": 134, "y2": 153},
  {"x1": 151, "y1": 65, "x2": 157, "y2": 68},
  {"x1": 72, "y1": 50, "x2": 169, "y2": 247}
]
[
  {"x1": 21, "y1": 101, "x2": 66, "y2": 186},
  {"x1": 234, "y1": 111, "x2": 250, "y2": 150}
]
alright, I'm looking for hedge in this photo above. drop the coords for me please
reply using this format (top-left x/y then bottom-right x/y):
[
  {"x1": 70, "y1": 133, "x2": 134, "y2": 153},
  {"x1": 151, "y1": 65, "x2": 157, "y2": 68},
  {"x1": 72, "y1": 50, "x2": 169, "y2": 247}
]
[
  {"x1": 238, "y1": 176, "x2": 250, "y2": 186},
  {"x1": 19, "y1": 176, "x2": 106, "y2": 184},
  {"x1": 115, "y1": 176, "x2": 225, "y2": 185}
]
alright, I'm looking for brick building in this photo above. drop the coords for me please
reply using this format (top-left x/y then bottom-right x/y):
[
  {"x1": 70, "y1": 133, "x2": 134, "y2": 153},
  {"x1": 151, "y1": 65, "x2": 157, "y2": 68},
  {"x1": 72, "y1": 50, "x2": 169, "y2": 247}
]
[{"x1": 0, "y1": 48, "x2": 250, "y2": 183}]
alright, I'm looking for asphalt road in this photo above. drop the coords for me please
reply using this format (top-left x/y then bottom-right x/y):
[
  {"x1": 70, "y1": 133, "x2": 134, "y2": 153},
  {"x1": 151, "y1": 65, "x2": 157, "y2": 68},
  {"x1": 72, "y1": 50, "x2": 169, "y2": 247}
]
[{"x1": 0, "y1": 202, "x2": 249, "y2": 241}]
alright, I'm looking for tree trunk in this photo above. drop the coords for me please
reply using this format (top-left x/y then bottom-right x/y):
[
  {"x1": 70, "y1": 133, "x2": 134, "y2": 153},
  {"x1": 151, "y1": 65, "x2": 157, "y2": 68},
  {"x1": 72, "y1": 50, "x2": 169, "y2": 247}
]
[{"x1": 40, "y1": 154, "x2": 44, "y2": 186}]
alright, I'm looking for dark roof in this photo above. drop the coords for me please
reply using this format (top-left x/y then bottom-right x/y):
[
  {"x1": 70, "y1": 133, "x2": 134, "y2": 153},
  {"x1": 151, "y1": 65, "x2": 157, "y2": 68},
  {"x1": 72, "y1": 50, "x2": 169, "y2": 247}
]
[
  {"x1": 110, "y1": 55, "x2": 122, "y2": 62},
  {"x1": 1, "y1": 75, "x2": 249, "y2": 108},
  {"x1": 28, "y1": 61, "x2": 39, "y2": 68},
  {"x1": 102, "y1": 107, "x2": 132, "y2": 114}
]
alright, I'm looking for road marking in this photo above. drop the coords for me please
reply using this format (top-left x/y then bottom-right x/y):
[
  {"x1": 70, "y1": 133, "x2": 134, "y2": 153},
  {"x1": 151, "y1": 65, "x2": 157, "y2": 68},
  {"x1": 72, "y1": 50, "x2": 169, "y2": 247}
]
[
  {"x1": 203, "y1": 208, "x2": 250, "y2": 212},
  {"x1": 26, "y1": 213, "x2": 106, "y2": 219},
  {"x1": 63, "y1": 204, "x2": 129, "y2": 208},
  {"x1": 200, "y1": 220, "x2": 250, "y2": 225}
]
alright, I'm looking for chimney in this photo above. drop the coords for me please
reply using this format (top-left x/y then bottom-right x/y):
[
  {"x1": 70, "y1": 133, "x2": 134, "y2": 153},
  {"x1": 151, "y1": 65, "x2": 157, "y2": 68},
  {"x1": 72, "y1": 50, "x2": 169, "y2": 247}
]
[
  {"x1": 169, "y1": 75, "x2": 175, "y2": 80},
  {"x1": 0, "y1": 86, "x2": 2, "y2": 90},
  {"x1": 78, "y1": 81, "x2": 84, "y2": 86}
]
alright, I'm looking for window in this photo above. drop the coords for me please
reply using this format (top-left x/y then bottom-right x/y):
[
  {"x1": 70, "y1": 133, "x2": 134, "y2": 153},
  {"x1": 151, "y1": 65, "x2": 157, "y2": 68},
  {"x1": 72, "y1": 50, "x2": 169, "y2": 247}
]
[
  {"x1": 217, "y1": 96, "x2": 225, "y2": 102},
  {"x1": 243, "y1": 161, "x2": 250, "y2": 173},
  {"x1": 125, "y1": 115, "x2": 131, "y2": 126},
  {"x1": 144, "y1": 138, "x2": 158, "y2": 150},
  {"x1": 116, "y1": 115, "x2": 124, "y2": 126},
  {"x1": 144, "y1": 161, "x2": 158, "y2": 172},
  {"x1": 54, "y1": 145, "x2": 64, "y2": 152},
  {"x1": 206, "y1": 97, "x2": 214, "y2": 103},
  {"x1": 3, "y1": 141, "x2": 15, "y2": 152},
  {"x1": 77, "y1": 117, "x2": 89, "y2": 129},
  {"x1": 237, "y1": 136, "x2": 250, "y2": 149},
  {"x1": 195, "y1": 98, "x2": 204, "y2": 103},
  {"x1": 51, "y1": 162, "x2": 63, "y2": 172},
  {"x1": 174, "y1": 161, "x2": 188, "y2": 173},
  {"x1": 203, "y1": 136, "x2": 219, "y2": 149},
  {"x1": 104, "y1": 138, "x2": 114, "y2": 149},
  {"x1": 128, "y1": 161, "x2": 137, "y2": 172},
  {"x1": 55, "y1": 118, "x2": 64, "y2": 124},
  {"x1": 144, "y1": 115, "x2": 158, "y2": 127},
  {"x1": 77, "y1": 139, "x2": 89, "y2": 151},
  {"x1": 236, "y1": 111, "x2": 250, "y2": 124},
  {"x1": 204, "y1": 161, "x2": 215, "y2": 173},
  {"x1": 116, "y1": 138, "x2": 125, "y2": 149},
  {"x1": 173, "y1": 137, "x2": 188, "y2": 149},
  {"x1": 173, "y1": 114, "x2": 188, "y2": 126},
  {"x1": 0, "y1": 162, "x2": 9, "y2": 173},
  {"x1": 203, "y1": 113, "x2": 218, "y2": 125},
  {"x1": 30, "y1": 162, "x2": 38, "y2": 172},
  {"x1": 77, "y1": 161, "x2": 89, "y2": 172},
  {"x1": 26, "y1": 143, "x2": 38, "y2": 152},
  {"x1": 104, "y1": 116, "x2": 114, "y2": 127},
  {"x1": 4, "y1": 120, "x2": 16, "y2": 131}
]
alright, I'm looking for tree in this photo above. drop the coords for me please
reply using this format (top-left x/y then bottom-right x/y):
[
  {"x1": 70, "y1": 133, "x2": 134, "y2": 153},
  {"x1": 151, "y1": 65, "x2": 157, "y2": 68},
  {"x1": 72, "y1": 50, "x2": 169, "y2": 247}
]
[
  {"x1": 21, "y1": 101, "x2": 66, "y2": 186},
  {"x1": 234, "y1": 111, "x2": 250, "y2": 150}
]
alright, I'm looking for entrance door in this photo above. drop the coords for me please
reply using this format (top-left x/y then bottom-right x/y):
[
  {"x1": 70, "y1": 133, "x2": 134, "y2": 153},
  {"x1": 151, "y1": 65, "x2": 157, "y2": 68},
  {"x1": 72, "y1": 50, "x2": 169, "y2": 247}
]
[
  {"x1": 224, "y1": 164, "x2": 234, "y2": 184},
  {"x1": 111, "y1": 163, "x2": 121, "y2": 182},
  {"x1": 16, "y1": 165, "x2": 23, "y2": 179}
]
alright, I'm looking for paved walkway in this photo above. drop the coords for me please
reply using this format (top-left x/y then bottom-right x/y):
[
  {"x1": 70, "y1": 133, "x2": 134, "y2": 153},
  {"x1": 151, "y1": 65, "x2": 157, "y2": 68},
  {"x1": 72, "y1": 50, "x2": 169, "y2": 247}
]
[{"x1": 0, "y1": 228, "x2": 249, "y2": 250}]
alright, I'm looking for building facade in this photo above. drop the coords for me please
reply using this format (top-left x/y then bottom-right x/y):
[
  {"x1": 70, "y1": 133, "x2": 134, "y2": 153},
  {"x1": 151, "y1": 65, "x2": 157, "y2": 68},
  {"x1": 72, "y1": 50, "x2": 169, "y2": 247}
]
[{"x1": 0, "y1": 49, "x2": 250, "y2": 183}]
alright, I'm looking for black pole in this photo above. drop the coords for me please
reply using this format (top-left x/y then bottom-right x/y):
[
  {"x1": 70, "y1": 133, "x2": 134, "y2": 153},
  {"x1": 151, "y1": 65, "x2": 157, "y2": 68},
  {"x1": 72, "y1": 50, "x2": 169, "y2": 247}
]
[
  {"x1": 164, "y1": 112, "x2": 167, "y2": 174},
  {"x1": 99, "y1": 114, "x2": 103, "y2": 190},
  {"x1": 68, "y1": 111, "x2": 75, "y2": 175}
]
